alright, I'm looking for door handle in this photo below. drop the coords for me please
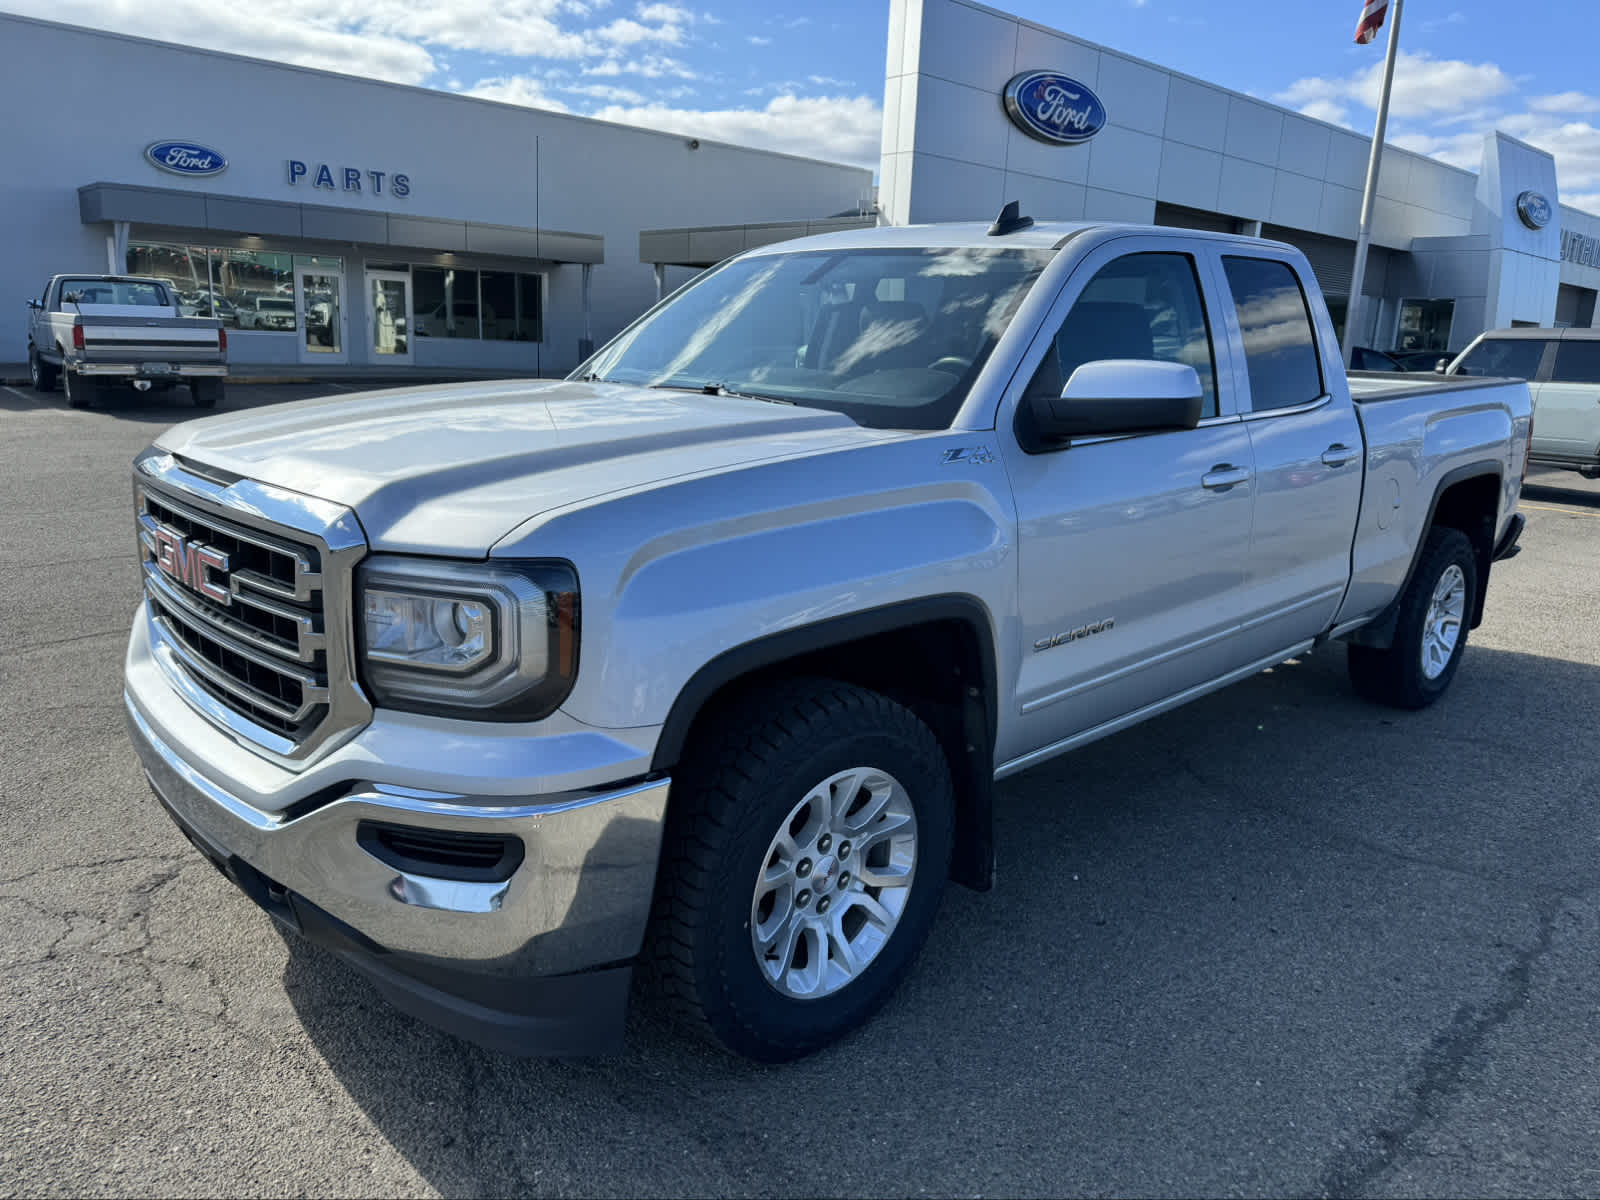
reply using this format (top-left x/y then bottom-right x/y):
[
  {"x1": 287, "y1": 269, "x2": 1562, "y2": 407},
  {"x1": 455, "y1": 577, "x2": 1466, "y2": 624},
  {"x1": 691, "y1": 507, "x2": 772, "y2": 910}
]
[
  {"x1": 1321, "y1": 443, "x2": 1358, "y2": 467},
  {"x1": 1201, "y1": 464, "x2": 1251, "y2": 491}
]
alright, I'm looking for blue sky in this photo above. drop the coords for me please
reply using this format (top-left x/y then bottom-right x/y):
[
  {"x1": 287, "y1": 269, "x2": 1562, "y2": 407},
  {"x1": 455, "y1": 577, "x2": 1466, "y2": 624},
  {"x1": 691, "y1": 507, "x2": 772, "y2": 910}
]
[{"x1": 9, "y1": 0, "x2": 1599, "y2": 208}]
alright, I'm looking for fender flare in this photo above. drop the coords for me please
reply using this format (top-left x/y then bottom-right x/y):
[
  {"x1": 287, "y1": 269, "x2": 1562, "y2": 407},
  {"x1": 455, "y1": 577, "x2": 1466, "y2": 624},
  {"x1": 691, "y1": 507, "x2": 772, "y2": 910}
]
[
  {"x1": 650, "y1": 595, "x2": 1001, "y2": 890},
  {"x1": 1347, "y1": 459, "x2": 1504, "y2": 649}
]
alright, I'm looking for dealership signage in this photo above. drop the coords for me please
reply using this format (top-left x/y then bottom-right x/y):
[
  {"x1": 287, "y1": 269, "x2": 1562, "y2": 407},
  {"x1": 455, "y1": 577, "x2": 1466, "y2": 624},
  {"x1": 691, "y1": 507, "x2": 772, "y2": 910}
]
[
  {"x1": 145, "y1": 140, "x2": 228, "y2": 177},
  {"x1": 288, "y1": 161, "x2": 411, "y2": 197},
  {"x1": 1002, "y1": 71, "x2": 1107, "y2": 144},
  {"x1": 1562, "y1": 228, "x2": 1600, "y2": 267},
  {"x1": 1516, "y1": 190, "x2": 1553, "y2": 230}
]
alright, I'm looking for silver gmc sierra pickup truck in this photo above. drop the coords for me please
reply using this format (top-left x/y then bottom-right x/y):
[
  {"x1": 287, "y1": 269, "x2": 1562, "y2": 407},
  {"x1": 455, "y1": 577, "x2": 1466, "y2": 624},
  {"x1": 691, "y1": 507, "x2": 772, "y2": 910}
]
[{"x1": 123, "y1": 212, "x2": 1531, "y2": 1061}]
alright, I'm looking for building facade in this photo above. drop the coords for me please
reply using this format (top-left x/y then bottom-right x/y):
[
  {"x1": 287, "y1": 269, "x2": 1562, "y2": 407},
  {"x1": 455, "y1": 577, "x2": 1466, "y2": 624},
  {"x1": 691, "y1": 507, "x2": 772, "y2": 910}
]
[
  {"x1": 1, "y1": 13, "x2": 872, "y2": 376},
  {"x1": 879, "y1": 0, "x2": 1600, "y2": 352}
]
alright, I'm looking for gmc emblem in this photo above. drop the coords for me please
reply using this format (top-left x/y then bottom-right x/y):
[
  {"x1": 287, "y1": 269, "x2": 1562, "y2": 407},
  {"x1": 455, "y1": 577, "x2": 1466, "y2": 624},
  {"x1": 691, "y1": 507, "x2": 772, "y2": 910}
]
[{"x1": 154, "y1": 526, "x2": 231, "y2": 604}]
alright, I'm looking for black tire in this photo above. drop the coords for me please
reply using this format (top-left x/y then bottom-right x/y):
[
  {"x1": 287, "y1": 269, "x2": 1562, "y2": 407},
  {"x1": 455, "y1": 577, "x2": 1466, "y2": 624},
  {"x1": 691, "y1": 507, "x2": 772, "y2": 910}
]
[
  {"x1": 63, "y1": 370, "x2": 95, "y2": 409},
  {"x1": 645, "y1": 678, "x2": 955, "y2": 1061},
  {"x1": 190, "y1": 379, "x2": 223, "y2": 409},
  {"x1": 1348, "y1": 526, "x2": 1478, "y2": 709},
  {"x1": 29, "y1": 347, "x2": 57, "y2": 392}
]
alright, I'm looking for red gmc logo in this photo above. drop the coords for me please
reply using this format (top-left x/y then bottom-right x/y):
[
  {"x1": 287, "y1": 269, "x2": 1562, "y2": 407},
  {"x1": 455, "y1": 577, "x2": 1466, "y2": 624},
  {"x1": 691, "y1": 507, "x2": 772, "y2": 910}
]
[{"x1": 154, "y1": 526, "x2": 231, "y2": 604}]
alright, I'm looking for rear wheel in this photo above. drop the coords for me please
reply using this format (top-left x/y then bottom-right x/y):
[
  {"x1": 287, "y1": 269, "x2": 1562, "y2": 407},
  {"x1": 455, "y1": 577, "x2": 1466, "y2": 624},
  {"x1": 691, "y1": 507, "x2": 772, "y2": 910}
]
[
  {"x1": 646, "y1": 679, "x2": 954, "y2": 1061},
  {"x1": 190, "y1": 378, "x2": 223, "y2": 409},
  {"x1": 63, "y1": 370, "x2": 96, "y2": 409},
  {"x1": 29, "y1": 348, "x2": 57, "y2": 392},
  {"x1": 1348, "y1": 526, "x2": 1477, "y2": 709}
]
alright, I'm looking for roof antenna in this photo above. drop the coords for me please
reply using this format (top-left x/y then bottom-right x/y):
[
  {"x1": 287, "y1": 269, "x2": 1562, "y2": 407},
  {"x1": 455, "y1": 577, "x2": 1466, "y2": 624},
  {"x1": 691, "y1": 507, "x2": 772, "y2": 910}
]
[{"x1": 987, "y1": 200, "x2": 1034, "y2": 236}]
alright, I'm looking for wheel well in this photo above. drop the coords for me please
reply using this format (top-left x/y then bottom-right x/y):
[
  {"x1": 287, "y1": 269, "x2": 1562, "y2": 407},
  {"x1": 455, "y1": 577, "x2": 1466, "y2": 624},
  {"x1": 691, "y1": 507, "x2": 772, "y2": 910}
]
[
  {"x1": 657, "y1": 609, "x2": 997, "y2": 891},
  {"x1": 1429, "y1": 472, "x2": 1500, "y2": 629}
]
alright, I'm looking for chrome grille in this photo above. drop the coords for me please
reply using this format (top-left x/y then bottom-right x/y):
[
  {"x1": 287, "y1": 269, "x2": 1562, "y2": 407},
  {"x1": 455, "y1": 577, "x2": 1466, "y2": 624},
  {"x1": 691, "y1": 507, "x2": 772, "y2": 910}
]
[{"x1": 134, "y1": 450, "x2": 370, "y2": 765}]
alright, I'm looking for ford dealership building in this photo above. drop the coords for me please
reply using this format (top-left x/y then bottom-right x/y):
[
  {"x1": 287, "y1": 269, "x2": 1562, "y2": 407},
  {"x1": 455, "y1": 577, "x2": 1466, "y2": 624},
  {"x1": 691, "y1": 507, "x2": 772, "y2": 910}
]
[{"x1": 4, "y1": 1, "x2": 1600, "y2": 377}]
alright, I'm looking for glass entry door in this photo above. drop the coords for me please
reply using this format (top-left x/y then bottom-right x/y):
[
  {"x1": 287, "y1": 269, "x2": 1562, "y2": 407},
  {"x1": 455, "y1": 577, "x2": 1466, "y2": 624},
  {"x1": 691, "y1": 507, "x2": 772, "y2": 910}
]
[
  {"x1": 367, "y1": 270, "x2": 412, "y2": 363},
  {"x1": 295, "y1": 257, "x2": 345, "y2": 362}
]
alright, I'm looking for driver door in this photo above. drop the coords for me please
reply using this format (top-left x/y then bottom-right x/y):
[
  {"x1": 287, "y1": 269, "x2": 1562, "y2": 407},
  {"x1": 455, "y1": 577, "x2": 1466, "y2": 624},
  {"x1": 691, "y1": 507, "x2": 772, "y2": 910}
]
[{"x1": 997, "y1": 238, "x2": 1257, "y2": 766}]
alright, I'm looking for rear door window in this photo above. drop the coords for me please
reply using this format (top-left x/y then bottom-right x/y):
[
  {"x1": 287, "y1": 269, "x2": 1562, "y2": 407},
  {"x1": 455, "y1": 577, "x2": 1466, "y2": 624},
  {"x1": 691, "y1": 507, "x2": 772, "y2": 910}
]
[
  {"x1": 1221, "y1": 257, "x2": 1324, "y2": 412},
  {"x1": 1453, "y1": 338, "x2": 1550, "y2": 380},
  {"x1": 1551, "y1": 340, "x2": 1600, "y2": 384}
]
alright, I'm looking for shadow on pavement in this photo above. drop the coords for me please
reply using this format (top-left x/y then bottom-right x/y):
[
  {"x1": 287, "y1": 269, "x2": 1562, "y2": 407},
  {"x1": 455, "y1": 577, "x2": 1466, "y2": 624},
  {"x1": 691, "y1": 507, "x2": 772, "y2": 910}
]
[{"x1": 279, "y1": 643, "x2": 1600, "y2": 1197}]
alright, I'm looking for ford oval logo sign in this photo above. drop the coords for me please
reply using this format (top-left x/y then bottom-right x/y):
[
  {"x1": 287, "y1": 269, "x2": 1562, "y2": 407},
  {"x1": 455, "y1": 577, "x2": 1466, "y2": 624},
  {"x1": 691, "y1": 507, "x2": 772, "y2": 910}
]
[
  {"x1": 1003, "y1": 71, "x2": 1107, "y2": 145},
  {"x1": 1515, "y1": 190, "x2": 1552, "y2": 230},
  {"x1": 145, "y1": 140, "x2": 228, "y2": 177}
]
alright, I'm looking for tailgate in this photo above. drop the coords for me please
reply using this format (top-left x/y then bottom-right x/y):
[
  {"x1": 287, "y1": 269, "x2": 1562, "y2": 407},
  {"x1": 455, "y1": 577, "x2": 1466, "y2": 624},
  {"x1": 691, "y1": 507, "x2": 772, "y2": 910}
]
[{"x1": 78, "y1": 315, "x2": 224, "y2": 363}]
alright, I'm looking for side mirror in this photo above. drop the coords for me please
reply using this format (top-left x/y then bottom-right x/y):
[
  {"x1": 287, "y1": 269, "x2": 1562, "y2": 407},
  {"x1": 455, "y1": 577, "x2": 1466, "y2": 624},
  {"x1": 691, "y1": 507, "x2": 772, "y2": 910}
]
[
  {"x1": 1434, "y1": 359, "x2": 1448, "y2": 374},
  {"x1": 26, "y1": 298, "x2": 39, "y2": 310},
  {"x1": 1031, "y1": 360, "x2": 1204, "y2": 440}
]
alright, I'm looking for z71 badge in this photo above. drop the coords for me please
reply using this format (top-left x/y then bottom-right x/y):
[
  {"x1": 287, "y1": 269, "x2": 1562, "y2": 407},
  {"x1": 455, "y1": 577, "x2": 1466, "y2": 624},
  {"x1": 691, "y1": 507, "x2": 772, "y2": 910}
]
[{"x1": 1034, "y1": 618, "x2": 1114, "y2": 652}]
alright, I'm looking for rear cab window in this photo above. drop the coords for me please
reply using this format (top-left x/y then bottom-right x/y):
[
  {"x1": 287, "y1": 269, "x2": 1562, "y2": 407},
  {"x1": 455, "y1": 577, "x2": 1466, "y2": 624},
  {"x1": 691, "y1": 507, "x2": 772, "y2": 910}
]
[
  {"x1": 1551, "y1": 340, "x2": 1600, "y2": 384},
  {"x1": 1453, "y1": 337, "x2": 1551, "y2": 380},
  {"x1": 1220, "y1": 256, "x2": 1324, "y2": 412}
]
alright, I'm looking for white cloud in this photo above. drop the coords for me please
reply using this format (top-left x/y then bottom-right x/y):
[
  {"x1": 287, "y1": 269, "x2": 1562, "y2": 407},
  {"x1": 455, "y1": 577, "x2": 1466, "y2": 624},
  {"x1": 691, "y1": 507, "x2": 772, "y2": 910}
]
[
  {"x1": 1419, "y1": 10, "x2": 1465, "y2": 33},
  {"x1": 1530, "y1": 92, "x2": 1600, "y2": 115},
  {"x1": 467, "y1": 74, "x2": 572, "y2": 111},
  {"x1": 1275, "y1": 51, "x2": 1514, "y2": 121},
  {"x1": 561, "y1": 81, "x2": 647, "y2": 103},
  {"x1": 7, "y1": 0, "x2": 438, "y2": 82},
  {"x1": 747, "y1": 34, "x2": 773, "y2": 45},
  {"x1": 589, "y1": 94, "x2": 882, "y2": 166},
  {"x1": 1298, "y1": 99, "x2": 1351, "y2": 127}
]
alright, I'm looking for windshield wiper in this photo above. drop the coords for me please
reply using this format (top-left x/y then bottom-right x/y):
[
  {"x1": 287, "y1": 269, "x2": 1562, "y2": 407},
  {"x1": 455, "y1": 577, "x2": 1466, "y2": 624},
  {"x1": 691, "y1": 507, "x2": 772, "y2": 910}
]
[{"x1": 646, "y1": 379, "x2": 793, "y2": 405}]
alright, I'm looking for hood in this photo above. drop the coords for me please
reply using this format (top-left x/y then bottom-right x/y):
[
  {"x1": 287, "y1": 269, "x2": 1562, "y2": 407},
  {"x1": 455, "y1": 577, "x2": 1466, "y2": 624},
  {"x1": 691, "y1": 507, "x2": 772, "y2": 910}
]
[{"x1": 155, "y1": 379, "x2": 882, "y2": 555}]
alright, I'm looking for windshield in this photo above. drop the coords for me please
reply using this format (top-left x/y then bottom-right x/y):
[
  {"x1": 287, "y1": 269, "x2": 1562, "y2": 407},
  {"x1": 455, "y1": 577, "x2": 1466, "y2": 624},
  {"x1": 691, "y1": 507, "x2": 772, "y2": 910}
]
[
  {"x1": 60, "y1": 279, "x2": 169, "y2": 306},
  {"x1": 579, "y1": 247, "x2": 1055, "y2": 430},
  {"x1": 260, "y1": 299, "x2": 296, "y2": 313}
]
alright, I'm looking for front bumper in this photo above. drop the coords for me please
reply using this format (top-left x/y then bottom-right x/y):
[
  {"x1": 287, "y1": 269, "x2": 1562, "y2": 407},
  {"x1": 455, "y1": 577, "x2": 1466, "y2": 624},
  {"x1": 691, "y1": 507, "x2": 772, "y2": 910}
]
[{"x1": 125, "y1": 693, "x2": 670, "y2": 1056}]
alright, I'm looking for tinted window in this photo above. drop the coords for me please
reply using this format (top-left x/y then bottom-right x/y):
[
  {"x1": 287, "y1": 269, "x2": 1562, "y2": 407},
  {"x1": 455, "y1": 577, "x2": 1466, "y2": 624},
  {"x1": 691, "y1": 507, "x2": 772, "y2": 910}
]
[
  {"x1": 1222, "y1": 257, "x2": 1322, "y2": 411},
  {"x1": 414, "y1": 267, "x2": 481, "y2": 338},
  {"x1": 1453, "y1": 337, "x2": 1548, "y2": 380},
  {"x1": 1046, "y1": 252, "x2": 1218, "y2": 418},
  {"x1": 1551, "y1": 340, "x2": 1600, "y2": 384}
]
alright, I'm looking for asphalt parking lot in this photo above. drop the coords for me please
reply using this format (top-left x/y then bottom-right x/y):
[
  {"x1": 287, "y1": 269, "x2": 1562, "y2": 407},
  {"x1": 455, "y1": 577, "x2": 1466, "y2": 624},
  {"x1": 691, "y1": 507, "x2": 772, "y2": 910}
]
[{"x1": 3, "y1": 379, "x2": 1598, "y2": 1198}]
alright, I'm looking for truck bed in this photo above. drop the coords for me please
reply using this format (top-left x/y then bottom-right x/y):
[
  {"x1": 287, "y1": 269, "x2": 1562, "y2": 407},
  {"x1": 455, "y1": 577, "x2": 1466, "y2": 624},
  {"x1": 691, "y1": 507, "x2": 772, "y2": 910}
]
[{"x1": 1337, "y1": 373, "x2": 1531, "y2": 626}]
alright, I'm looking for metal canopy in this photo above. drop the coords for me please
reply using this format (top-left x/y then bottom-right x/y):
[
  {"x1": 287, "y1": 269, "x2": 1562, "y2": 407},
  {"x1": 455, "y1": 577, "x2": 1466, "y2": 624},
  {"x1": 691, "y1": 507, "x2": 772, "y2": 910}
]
[
  {"x1": 78, "y1": 181, "x2": 604, "y2": 264},
  {"x1": 638, "y1": 215, "x2": 876, "y2": 269}
]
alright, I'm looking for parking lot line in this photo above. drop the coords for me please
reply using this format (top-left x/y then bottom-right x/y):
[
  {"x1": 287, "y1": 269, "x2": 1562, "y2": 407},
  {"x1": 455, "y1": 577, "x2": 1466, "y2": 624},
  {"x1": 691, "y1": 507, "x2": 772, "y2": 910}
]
[
  {"x1": 1, "y1": 384, "x2": 36, "y2": 404},
  {"x1": 1521, "y1": 502, "x2": 1600, "y2": 517}
]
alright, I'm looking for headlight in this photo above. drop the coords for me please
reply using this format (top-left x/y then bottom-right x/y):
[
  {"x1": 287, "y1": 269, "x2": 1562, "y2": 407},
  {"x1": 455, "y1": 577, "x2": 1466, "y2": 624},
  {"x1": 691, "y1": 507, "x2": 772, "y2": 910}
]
[{"x1": 356, "y1": 557, "x2": 579, "y2": 721}]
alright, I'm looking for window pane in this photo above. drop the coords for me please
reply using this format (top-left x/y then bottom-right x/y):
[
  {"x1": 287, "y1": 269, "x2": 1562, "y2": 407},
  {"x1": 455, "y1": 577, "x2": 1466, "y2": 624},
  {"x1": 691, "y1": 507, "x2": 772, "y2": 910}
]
[
  {"x1": 480, "y1": 271, "x2": 516, "y2": 341},
  {"x1": 1551, "y1": 340, "x2": 1600, "y2": 384},
  {"x1": 1395, "y1": 298, "x2": 1454, "y2": 353},
  {"x1": 1050, "y1": 252, "x2": 1218, "y2": 418},
  {"x1": 212, "y1": 248, "x2": 294, "y2": 331},
  {"x1": 414, "y1": 267, "x2": 481, "y2": 338},
  {"x1": 1454, "y1": 338, "x2": 1547, "y2": 380},
  {"x1": 127, "y1": 242, "x2": 213, "y2": 316},
  {"x1": 1222, "y1": 256, "x2": 1322, "y2": 411}
]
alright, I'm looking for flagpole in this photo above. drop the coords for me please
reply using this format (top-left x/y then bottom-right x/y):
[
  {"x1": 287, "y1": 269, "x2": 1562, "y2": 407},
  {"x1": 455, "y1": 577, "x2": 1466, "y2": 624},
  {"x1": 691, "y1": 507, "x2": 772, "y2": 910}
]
[{"x1": 1342, "y1": 0, "x2": 1404, "y2": 367}]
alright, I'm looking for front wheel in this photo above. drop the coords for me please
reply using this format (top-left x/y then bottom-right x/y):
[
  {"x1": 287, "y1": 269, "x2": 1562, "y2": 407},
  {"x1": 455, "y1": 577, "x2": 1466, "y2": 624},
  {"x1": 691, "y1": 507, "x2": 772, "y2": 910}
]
[
  {"x1": 29, "y1": 348, "x2": 58, "y2": 392},
  {"x1": 646, "y1": 679, "x2": 954, "y2": 1061},
  {"x1": 1348, "y1": 526, "x2": 1478, "y2": 709}
]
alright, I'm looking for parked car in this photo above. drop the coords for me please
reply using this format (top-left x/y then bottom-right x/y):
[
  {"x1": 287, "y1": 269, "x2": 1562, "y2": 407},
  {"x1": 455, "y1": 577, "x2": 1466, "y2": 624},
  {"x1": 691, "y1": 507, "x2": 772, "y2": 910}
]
[
  {"x1": 123, "y1": 211, "x2": 1530, "y2": 1063},
  {"x1": 414, "y1": 300, "x2": 493, "y2": 337},
  {"x1": 25, "y1": 273, "x2": 227, "y2": 408},
  {"x1": 238, "y1": 295, "x2": 298, "y2": 331},
  {"x1": 1445, "y1": 326, "x2": 1600, "y2": 478}
]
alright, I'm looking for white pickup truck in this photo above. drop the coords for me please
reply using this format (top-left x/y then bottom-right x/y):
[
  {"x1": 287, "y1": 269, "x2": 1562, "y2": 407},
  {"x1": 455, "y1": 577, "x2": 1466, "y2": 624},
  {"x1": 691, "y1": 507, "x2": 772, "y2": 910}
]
[
  {"x1": 122, "y1": 212, "x2": 1530, "y2": 1062},
  {"x1": 26, "y1": 273, "x2": 228, "y2": 408}
]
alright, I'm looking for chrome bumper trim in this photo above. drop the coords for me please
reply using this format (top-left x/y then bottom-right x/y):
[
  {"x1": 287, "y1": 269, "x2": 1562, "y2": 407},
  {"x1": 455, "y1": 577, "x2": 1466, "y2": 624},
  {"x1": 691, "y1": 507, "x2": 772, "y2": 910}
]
[
  {"x1": 78, "y1": 363, "x2": 229, "y2": 377},
  {"x1": 126, "y1": 691, "x2": 671, "y2": 973}
]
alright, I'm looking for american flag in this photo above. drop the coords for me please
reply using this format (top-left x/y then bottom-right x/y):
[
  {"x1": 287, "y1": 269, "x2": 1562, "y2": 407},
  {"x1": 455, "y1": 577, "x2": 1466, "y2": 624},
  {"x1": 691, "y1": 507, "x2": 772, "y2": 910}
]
[{"x1": 1354, "y1": 0, "x2": 1388, "y2": 43}]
